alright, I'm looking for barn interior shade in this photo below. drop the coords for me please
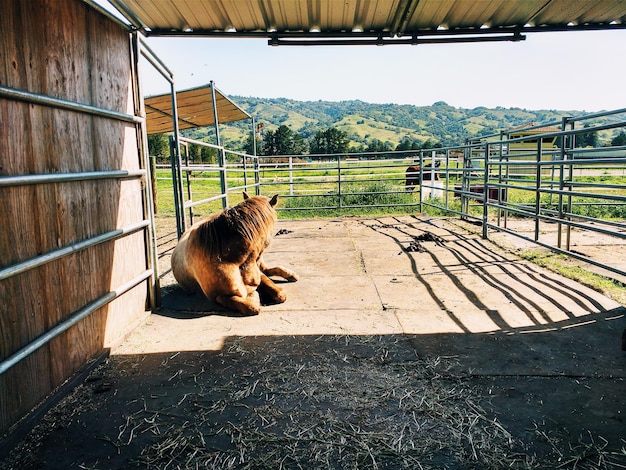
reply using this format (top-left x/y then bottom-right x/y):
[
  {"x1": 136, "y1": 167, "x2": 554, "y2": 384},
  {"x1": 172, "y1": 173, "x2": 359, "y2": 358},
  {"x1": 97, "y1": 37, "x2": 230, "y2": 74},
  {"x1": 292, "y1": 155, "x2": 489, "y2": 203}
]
[{"x1": 106, "y1": 0, "x2": 626, "y2": 43}]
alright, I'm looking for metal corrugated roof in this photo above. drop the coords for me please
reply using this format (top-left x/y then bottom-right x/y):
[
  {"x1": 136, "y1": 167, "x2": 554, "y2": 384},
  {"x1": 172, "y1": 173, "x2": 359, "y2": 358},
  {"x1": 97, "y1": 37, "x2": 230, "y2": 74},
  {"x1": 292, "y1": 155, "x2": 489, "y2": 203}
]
[
  {"x1": 144, "y1": 84, "x2": 251, "y2": 135},
  {"x1": 108, "y1": 0, "x2": 626, "y2": 45}
]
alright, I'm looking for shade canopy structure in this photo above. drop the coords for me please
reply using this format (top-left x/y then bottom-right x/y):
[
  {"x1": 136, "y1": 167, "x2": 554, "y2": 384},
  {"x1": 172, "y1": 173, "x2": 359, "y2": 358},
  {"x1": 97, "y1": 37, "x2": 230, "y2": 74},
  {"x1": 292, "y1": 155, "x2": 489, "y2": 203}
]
[
  {"x1": 144, "y1": 83, "x2": 251, "y2": 135},
  {"x1": 104, "y1": 0, "x2": 626, "y2": 45}
]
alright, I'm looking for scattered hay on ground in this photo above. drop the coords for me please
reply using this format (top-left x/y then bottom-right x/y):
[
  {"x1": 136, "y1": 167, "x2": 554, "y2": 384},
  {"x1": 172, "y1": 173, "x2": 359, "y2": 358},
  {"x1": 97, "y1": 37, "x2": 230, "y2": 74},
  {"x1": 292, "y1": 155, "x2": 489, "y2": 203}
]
[
  {"x1": 117, "y1": 336, "x2": 528, "y2": 469},
  {"x1": 3, "y1": 335, "x2": 624, "y2": 470}
]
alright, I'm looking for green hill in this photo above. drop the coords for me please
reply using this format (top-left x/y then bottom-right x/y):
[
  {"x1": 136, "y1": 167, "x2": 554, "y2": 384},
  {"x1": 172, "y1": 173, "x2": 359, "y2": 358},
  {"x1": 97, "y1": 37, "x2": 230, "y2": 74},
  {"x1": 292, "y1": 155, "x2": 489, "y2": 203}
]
[{"x1": 181, "y1": 97, "x2": 613, "y2": 152}]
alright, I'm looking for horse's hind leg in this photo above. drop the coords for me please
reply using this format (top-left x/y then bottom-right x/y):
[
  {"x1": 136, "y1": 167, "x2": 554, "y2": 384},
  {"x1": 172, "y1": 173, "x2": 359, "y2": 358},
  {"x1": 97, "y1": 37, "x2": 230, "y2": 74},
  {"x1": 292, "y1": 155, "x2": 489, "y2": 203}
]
[
  {"x1": 215, "y1": 291, "x2": 262, "y2": 316},
  {"x1": 259, "y1": 259, "x2": 298, "y2": 282},
  {"x1": 257, "y1": 274, "x2": 287, "y2": 305},
  {"x1": 196, "y1": 265, "x2": 262, "y2": 316}
]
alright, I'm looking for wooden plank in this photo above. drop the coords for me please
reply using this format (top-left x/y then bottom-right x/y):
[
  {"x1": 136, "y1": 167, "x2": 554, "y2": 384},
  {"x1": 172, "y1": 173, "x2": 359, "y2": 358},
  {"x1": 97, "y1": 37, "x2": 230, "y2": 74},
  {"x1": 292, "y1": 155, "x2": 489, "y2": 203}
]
[
  {"x1": 0, "y1": 349, "x2": 108, "y2": 459},
  {"x1": 0, "y1": 0, "x2": 151, "y2": 435},
  {"x1": 0, "y1": 352, "x2": 53, "y2": 440}
]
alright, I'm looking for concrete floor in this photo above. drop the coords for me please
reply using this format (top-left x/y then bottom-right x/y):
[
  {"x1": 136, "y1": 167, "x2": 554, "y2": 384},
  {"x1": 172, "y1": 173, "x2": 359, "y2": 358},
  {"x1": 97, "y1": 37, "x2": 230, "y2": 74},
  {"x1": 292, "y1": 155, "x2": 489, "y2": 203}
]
[
  {"x1": 3, "y1": 215, "x2": 625, "y2": 469},
  {"x1": 119, "y1": 215, "x2": 625, "y2": 361},
  {"x1": 113, "y1": 215, "x2": 626, "y2": 463}
]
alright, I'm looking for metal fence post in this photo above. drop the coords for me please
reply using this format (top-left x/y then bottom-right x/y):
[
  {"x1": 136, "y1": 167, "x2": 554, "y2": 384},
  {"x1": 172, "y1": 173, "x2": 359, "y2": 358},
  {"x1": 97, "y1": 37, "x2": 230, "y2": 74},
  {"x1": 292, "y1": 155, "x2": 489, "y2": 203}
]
[
  {"x1": 337, "y1": 154, "x2": 342, "y2": 209},
  {"x1": 252, "y1": 117, "x2": 261, "y2": 195},
  {"x1": 169, "y1": 135, "x2": 184, "y2": 239},
  {"x1": 482, "y1": 142, "x2": 490, "y2": 238},
  {"x1": 418, "y1": 150, "x2": 424, "y2": 212},
  {"x1": 461, "y1": 142, "x2": 472, "y2": 219},
  {"x1": 289, "y1": 155, "x2": 294, "y2": 196},
  {"x1": 557, "y1": 117, "x2": 568, "y2": 248},
  {"x1": 210, "y1": 80, "x2": 228, "y2": 208},
  {"x1": 534, "y1": 139, "x2": 543, "y2": 242},
  {"x1": 181, "y1": 142, "x2": 194, "y2": 226},
  {"x1": 444, "y1": 148, "x2": 450, "y2": 209},
  {"x1": 502, "y1": 131, "x2": 510, "y2": 229},
  {"x1": 563, "y1": 117, "x2": 575, "y2": 251},
  {"x1": 133, "y1": 33, "x2": 161, "y2": 309}
]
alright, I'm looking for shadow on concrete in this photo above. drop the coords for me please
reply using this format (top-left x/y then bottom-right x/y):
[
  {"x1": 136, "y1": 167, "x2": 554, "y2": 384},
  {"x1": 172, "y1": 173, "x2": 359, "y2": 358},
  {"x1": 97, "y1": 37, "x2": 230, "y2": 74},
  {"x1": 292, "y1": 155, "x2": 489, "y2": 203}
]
[
  {"x1": 3, "y1": 216, "x2": 625, "y2": 469},
  {"x1": 2, "y1": 326, "x2": 625, "y2": 469}
]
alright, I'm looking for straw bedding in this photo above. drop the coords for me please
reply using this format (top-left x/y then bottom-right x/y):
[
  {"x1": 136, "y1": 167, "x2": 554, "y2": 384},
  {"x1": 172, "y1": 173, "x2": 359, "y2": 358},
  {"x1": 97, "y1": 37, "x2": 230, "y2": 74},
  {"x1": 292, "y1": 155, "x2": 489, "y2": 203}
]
[{"x1": 3, "y1": 335, "x2": 623, "y2": 469}]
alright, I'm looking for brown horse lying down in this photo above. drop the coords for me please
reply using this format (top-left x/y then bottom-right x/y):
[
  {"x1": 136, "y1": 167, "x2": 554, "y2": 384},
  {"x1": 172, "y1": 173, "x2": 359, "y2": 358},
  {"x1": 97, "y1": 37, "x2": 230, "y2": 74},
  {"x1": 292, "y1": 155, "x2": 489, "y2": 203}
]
[{"x1": 171, "y1": 193, "x2": 298, "y2": 315}]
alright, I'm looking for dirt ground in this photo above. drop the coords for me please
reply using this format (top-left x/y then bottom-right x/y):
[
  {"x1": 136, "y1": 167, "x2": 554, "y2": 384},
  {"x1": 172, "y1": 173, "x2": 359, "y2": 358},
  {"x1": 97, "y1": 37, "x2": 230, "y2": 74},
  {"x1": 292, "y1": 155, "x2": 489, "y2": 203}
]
[{"x1": 1, "y1": 215, "x2": 625, "y2": 469}]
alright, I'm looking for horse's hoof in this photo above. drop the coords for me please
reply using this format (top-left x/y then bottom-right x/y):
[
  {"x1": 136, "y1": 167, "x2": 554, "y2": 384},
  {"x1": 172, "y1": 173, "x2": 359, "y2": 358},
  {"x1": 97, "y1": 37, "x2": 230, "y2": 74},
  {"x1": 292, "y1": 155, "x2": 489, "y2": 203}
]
[
  {"x1": 259, "y1": 289, "x2": 287, "y2": 305},
  {"x1": 241, "y1": 305, "x2": 261, "y2": 316}
]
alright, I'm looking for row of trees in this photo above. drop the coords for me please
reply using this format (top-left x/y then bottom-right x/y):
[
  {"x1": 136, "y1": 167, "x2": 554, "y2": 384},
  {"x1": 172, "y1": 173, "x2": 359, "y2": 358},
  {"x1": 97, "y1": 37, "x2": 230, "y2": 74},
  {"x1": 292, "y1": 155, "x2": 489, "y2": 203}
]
[
  {"x1": 149, "y1": 126, "x2": 441, "y2": 163},
  {"x1": 255, "y1": 125, "x2": 441, "y2": 157},
  {"x1": 575, "y1": 127, "x2": 626, "y2": 148},
  {"x1": 149, "y1": 125, "x2": 626, "y2": 163},
  {"x1": 258, "y1": 126, "x2": 354, "y2": 155}
]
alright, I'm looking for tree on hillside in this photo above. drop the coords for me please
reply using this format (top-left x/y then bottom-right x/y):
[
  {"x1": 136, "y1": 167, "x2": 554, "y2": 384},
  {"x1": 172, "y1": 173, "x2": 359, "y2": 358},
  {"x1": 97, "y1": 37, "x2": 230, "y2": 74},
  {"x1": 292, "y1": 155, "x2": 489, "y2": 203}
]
[
  {"x1": 200, "y1": 145, "x2": 217, "y2": 163},
  {"x1": 611, "y1": 130, "x2": 626, "y2": 146},
  {"x1": 243, "y1": 134, "x2": 256, "y2": 155},
  {"x1": 297, "y1": 121, "x2": 319, "y2": 140},
  {"x1": 262, "y1": 125, "x2": 307, "y2": 155},
  {"x1": 185, "y1": 143, "x2": 201, "y2": 162},
  {"x1": 148, "y1": 133, "x2": 170, "y2": 162},
  {"x1": 309, "y1": 127, "x2": 350, "y2": 154},
  {"x1": 395, "y1": 137, "x2": 422, "y2": 152},
  {"x1": 420, "y1": 138, "x2": 443, "y2": 150},
  {"x1": 365, "y1": 139, "x2": 393, "y2": 154},
  {"x1": 180, "y1": 140, "x2": 218, "y2": 164},
  {"x1": 576, "y1": 124, "x2": 599, "y2": 148},
  {"x1": 291, "y1": 132, "x2": 308, "y2": 155},
  {"x1": 395, "y1": 137, "x2": 423, "y2": 158}
]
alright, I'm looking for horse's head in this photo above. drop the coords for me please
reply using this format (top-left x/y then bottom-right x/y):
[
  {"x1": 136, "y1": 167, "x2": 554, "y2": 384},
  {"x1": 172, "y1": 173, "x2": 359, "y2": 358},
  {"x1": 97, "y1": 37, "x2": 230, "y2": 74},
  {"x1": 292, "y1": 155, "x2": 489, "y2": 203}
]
[
  {"x1": 243, "y1": 191, "x2": 278, "y2": 207},
  {"x1": 191, "y1": 193, "x2": 280, "y2": 262},
  {"x1": 236, "y1": 193, "x2": 279, "y2": 231}
]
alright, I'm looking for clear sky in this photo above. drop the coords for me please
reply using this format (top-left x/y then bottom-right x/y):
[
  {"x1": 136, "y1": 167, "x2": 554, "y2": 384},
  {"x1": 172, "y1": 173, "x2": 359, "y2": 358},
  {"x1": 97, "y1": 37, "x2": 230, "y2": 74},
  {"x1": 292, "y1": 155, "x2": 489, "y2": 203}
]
[{"x1": 141, "y1": 29, "x2": 626, "y2": 112}]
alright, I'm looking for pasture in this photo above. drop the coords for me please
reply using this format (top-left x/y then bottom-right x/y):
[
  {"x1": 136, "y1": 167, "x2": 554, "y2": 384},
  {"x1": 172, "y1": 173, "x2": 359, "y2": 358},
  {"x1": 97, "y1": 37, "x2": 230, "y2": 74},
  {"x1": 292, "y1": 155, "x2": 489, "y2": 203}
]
[{"x1": 154, "y1": 162, "x2": 626, "y2": 220}]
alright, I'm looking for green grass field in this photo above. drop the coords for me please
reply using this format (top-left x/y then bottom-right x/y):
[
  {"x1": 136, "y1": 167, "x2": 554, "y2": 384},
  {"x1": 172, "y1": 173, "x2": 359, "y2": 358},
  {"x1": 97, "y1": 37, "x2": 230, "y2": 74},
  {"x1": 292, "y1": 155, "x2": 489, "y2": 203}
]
[
  {"x1": 153, "y1": 166, "x2": 626, "y2": 220},
  {"x1": 154, "y1": 166, "x2": 625, "y2": 304}
]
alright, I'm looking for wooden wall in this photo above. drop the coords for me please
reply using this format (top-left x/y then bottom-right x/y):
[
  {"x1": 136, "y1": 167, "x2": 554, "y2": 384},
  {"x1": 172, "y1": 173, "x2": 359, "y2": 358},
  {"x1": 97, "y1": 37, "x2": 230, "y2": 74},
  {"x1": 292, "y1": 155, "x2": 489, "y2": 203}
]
[{"x1": 0, "y1": 0, "x2": 151, "y2": 435}]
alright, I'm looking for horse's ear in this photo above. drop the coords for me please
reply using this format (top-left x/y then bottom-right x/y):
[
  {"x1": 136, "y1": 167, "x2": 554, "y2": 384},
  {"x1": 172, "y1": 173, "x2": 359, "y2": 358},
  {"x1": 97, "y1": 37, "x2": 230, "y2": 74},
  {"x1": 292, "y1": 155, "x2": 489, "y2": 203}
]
[
  {"x1": 269, "y1": 194, "x2": 279, "y2": 206},
  {"x1": 243, "y1": 191, "x2": 249, "y2": 200}
]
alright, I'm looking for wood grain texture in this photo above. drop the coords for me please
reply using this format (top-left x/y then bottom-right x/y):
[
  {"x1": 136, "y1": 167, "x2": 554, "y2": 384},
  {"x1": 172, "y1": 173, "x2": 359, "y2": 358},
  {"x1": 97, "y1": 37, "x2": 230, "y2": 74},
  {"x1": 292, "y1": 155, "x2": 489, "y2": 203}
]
[{"x1": 1, "y1": 0, "x2": 150, "y2": 434}]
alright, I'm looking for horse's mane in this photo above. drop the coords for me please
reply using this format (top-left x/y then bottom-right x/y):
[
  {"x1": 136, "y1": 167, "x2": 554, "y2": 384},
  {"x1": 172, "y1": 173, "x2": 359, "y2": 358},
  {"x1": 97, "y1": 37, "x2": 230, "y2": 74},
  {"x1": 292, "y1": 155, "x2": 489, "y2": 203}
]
[{"x1": 193, "y1": 196, "x2": 277, "y2": 261}]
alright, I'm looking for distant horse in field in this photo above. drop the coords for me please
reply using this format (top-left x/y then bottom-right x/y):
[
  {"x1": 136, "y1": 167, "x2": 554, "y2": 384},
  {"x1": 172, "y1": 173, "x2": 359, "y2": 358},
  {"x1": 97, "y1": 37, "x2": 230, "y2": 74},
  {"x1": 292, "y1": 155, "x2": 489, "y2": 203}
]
[
  {"x1": 171, "y1": 193, "x2": 298, "y2": 316},
  {"x1": 405, "y1": 160, "x2": 441, "y2": 192}
]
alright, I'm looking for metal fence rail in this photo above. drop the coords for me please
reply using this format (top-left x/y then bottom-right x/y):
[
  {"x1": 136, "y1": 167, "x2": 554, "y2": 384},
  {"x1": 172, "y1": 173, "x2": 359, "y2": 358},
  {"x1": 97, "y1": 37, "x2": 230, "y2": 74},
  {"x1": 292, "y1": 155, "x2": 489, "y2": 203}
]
[
  {"x1": 427, "y1": 109, "x2": 626, "y2": 280},
  {"x1": 165, "y1": 109, "x2": 626, "y2": 281},
  {"x1": 164, "y1": 135, "x2": 262, "y2": 236}
]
